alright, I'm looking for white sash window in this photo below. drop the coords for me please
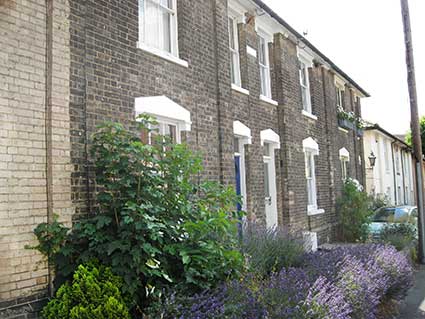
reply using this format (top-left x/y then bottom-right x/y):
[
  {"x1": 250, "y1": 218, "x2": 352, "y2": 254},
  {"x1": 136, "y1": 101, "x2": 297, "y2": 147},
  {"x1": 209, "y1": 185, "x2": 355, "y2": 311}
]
[{"x1": 139, "y1": 0, "x2": 178, "y2": 56}]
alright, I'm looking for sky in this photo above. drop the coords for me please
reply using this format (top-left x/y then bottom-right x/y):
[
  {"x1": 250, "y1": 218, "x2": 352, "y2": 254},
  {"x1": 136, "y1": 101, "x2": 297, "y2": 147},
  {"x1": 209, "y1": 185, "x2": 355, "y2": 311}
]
[{"x1": 262, "y1": 0, "x2": 425, "y2": 135}]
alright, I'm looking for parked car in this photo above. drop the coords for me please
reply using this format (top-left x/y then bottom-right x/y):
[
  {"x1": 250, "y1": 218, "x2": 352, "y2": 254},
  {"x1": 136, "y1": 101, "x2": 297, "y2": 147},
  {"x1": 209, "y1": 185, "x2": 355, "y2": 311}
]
[{"x1": 369, "y1": 206, "x2": 417, "y2": 239}]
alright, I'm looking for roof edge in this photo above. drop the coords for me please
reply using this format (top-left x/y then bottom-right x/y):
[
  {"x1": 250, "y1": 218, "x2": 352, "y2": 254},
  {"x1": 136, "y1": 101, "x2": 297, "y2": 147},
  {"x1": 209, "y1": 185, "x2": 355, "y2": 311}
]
[
  {"x1": 251, "y1": 0, "x2": 370, "y2": 97},
  {"x1": 365, "y1": 124, "x2": 412, "y2": 150}
]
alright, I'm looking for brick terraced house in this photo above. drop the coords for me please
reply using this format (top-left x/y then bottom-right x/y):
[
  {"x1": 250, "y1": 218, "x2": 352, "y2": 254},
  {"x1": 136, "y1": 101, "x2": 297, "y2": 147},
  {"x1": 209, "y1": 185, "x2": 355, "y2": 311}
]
[{"x1": 0, "y1": 0, "x2": 369, "y2": 316}]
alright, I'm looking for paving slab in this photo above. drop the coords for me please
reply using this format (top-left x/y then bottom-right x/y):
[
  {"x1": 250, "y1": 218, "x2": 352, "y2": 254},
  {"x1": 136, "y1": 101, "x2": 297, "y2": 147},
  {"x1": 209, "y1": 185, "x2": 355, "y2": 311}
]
[{"x1": 399, "y1": 265, "x2": 425, "y2": 318}]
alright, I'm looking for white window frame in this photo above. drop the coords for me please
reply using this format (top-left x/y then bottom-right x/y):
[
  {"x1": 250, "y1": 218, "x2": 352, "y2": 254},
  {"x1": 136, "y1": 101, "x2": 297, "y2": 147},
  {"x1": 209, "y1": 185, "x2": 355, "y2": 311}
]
[
  {"x1": 341, "y1": 158, "x2": 348, "y2": 180},
  {"x1": 305, "y1": 150, "x2": 318, "y2": 213},
  {"x1": 339, "y1": 148, "x2": 350, "y2": 181},
  {"x1": 258, "y1": 31, "x2": 272, "y2": 99},
  {"x1": 298, "y1": 52, "x2": 313, "y2": 114},
  {"x1": 303, "y1": 137, "x2": 323, "y2": 215},
  {"x1": 336, "y1": 85, "x2": 345, "y2": 110},
  {"x1": 148, "y1": 117, "x2": 182, "y2": 144},
  {"x1": 138, "y1": 0, "x2": 188, "y2": 67},
  {"x1": 228, "y1": 11, "x2": 242, "y2": 87}
]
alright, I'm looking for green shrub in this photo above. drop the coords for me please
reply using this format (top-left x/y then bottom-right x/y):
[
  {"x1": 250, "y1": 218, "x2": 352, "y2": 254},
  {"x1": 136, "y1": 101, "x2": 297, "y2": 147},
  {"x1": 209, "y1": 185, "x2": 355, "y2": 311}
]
[
  {"x1": 380, "y1": 223, "x2": 417, "y2": 251},
  {"x1": 337, "y1": 178, "x2": 374, "y2": 242},
  {"x1": 370, "y1": 194, "x2": 390, "y2": 211},
  {"x1": 32, "y1": 116, "x2": 244, "y2": 313},
  {"x1": 242, "y1": 224, "x2": 304, "y2": 276},
  {"x1": 42, "y1": 263, "x2": 130, "y2": 319}
]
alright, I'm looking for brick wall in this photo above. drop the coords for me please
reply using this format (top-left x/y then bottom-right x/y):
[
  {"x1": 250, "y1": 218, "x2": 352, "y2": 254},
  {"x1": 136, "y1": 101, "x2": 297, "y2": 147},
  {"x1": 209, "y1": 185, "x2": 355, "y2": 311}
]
[
  {"x1": 68, "y1": 0, "x2": 365, "y2": 240},
  {"x1": 0, "y1": 0, "x2": 72, "y2": 317},
  {"x1": 1, "y1": 0, "x2": 367, "y2": 314}
]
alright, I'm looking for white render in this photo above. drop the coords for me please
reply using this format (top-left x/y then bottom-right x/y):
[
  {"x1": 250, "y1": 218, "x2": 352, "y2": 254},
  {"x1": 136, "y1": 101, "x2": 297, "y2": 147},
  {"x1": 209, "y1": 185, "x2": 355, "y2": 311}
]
[{"x1": 364, "y1": 128, "x2": 415, "y2": 206}]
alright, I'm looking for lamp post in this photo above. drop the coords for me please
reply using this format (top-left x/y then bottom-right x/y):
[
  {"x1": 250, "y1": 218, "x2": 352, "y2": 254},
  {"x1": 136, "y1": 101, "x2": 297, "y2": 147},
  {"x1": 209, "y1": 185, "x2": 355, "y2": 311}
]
[{"x1": 368, "y1": 152, "x2": 376, "y2": 169}]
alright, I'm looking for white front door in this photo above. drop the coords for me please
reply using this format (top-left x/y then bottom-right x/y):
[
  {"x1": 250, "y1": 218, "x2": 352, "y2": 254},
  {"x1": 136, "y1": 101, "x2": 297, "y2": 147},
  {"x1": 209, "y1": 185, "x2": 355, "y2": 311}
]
[{"x1": 263, "y1": 143, "x2": 278, "y2": 228}]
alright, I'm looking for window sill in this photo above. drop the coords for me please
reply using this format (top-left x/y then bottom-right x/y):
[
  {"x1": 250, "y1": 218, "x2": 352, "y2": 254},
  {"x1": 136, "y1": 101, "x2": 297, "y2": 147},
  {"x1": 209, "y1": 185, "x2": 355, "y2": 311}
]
[
  {"x1": 302, "y1": 110, "x2": 318, "y2": 121},
  {"x1": 231, "y1": 84, "x2": 250, "y2": 96},
  {"x1": 308, "y1": 207, "x2": 325, "y2": 216},
  {"x1": 260, "y1": 95, "x2": 278, "y2": 106},
  {"x1": 137, "y1": 42, "x2": 189, "y2": 68},
  {"x1": 338, "y1": 127, "x2": 349, "y2": 133}
]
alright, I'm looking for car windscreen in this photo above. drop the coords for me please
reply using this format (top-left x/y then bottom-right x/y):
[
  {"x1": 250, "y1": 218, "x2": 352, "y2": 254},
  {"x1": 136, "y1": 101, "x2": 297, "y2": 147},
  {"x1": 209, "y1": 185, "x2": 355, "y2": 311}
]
[
  {"x1": 372, "y1": 207, "x2": 409, "y2": 223},
  {"x1": 373, "y1": 208, "x2": 395, "y2": 222}
]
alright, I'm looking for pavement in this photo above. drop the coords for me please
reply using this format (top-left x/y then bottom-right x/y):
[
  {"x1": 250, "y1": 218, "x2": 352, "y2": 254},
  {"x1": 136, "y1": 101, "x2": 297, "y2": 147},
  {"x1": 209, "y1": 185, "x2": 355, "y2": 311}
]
[{"x1": 399, "y1": 265, "x2": 425, "y2": 318}]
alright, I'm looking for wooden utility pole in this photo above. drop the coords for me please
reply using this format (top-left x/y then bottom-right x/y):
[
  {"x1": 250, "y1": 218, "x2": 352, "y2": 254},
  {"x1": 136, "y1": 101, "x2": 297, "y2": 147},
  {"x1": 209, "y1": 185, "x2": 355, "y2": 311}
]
[{"x1": 400, "y1": 0, "x2": 425, "y2": 264}]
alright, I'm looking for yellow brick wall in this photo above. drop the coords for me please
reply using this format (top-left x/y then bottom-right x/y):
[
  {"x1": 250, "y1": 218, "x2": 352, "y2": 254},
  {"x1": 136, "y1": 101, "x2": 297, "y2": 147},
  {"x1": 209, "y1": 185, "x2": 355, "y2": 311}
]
[{"x1": 0, "y1": 0, "x2": 73, "y2": 304}]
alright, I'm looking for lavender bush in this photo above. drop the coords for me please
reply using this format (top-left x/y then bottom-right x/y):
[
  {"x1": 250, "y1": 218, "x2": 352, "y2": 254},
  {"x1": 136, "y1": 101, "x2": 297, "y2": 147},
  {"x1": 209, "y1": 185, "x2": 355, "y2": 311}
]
[
  {"x1": 242, "y1": 224, "x2": 304, "y2": 276},
  {"x1": 149, "y1": 244, "x2": 413, "y2": 319},
  {"x1": 261, "y1": 268, "x2": 351, "y2": 319}
]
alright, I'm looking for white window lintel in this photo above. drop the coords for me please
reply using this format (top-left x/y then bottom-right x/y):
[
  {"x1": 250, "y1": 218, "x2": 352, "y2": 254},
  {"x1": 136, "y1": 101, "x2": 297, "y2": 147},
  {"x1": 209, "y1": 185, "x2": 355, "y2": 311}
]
[
  {"x1": 334, "y1": 75, "x2": 346, "y2": 89},
  {"x1": 260, "y1": 129, "x2": 280, "y2": 149},
  {"x1": 135, "y1": 95, "x2": 191, "y2": 131},
  {"x1": 303, "y1": 137, "x2": 319, "y2": 155},
  {"x1": 233, "y1": 120, "x2": 252, "y2": 144},
  {"x1": 297, "y1": 48, "x2": 314, "y2": 67},
  {"x1": 339, "y1": 147, "x2": 350, "y2": 160}
]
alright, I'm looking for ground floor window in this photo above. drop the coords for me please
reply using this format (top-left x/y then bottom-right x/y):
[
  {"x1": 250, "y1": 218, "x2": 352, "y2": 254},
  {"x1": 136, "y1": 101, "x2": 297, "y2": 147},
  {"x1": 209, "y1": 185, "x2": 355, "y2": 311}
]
[
  {"x1": 303, "y1": 137, "x2": 321, "y2": 215},
  {"x1": 339, "y1": 148, "x2": 350, "y2": 181},
  {"x1": 135, "y1": 95, "x2": 191, "y2": 145}
]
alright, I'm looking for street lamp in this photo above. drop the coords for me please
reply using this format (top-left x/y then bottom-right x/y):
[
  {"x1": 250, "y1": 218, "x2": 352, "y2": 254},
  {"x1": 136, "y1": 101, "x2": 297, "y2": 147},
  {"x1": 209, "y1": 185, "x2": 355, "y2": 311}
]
[{"x1": 368, "y1": 152, "x2": 376, "y2": 169}]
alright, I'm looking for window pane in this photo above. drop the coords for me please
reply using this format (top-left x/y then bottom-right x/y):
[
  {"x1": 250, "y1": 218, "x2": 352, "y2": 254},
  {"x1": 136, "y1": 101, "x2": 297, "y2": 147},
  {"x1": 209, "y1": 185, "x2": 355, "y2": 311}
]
[
  {"x1": 139, "y1": 0, "x2": 145, "y2": 43},
  {"x1": 258, "y1": 36, "x2": 266, "y2": 65},
  {"x1": 228, "y1": 17, "x2": 235, "y2": 49},
  {"x1": 169, "y1": 124, "x2": 177, "y2": 143},
  {"x1": 305, "y1": 153, "x2": 312, "y2": 178},
  {"x1": 301, "y1": 87, "x2": 308, "y2": 111},
  {"x1": 228, "y1": 17, "x2": 240, "y2": 86},
  {"x1": 263, "y1": 143, "x2": 271, "y2": 156},
  {"x1": 341, "y1": 159, "x2": 347, "y2": 180},
  {"x1": 161, "y1": 9, "x2": 171, "y2": 52},
  {"x1": 300, "y1": 63, "x2": 307, "y2": 86},
  {"x1": 260, "y1": 65, "x2": 267, "y2": 96},
  {"x1": 234, "y1": 137, "x2": 240, "y2": 153},
  {"x1": 164, "y1": 124, "x2": 177, "y2": 143},
  {"x1": 231, "y1": 52, "x2": 241, "y2": 86},
  {"x1": 264, "y1": 162, "x2": 270, "y2": 197},
  {"x1": 307, "y1": 179, "x2": 314, "y2": 205},
  {"x1": 145, "y1": 0, "x2": 159, "y2": 48},
  {"x1": 160, "y1": 0, "x2": 171, "y2": 8}
]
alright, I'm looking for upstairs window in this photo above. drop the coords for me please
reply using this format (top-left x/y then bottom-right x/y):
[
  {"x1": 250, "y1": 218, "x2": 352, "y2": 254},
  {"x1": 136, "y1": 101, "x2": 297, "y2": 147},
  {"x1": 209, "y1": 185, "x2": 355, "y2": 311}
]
[
  {"x1": 139, "y1": 0, "x2": 178, "y2": 56},
  {"x1": 228, "y1": 15, "x2": 241, "y2": 87},
  {"x1": 298, "y1": 54, "x2": 313, "y2": 114},
  {"x1": 336, "y1": 86, "x2": 345, "y2": 110},
  {"x1": 258, "y1": 34, "x2": 271, "y2": 98},
  {"x1": 395, "y1": 150, "x2": 401, "y2": 175}
]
